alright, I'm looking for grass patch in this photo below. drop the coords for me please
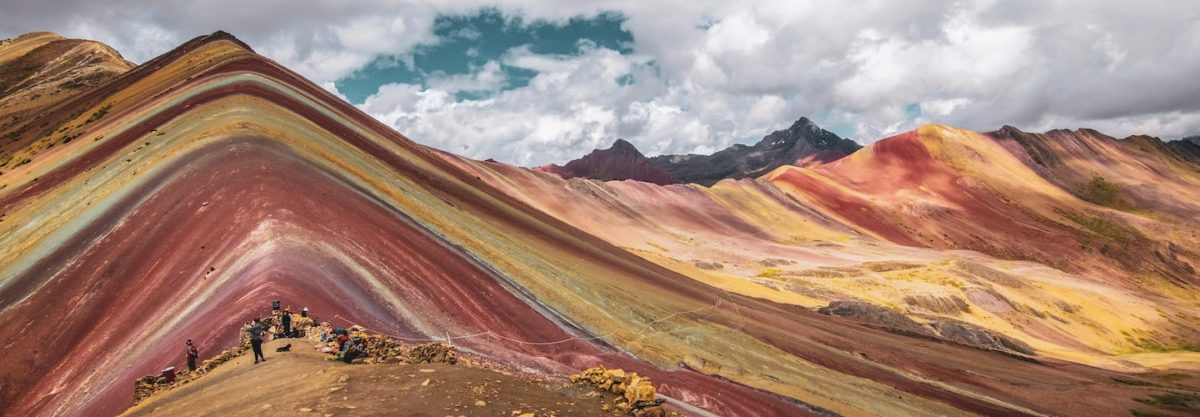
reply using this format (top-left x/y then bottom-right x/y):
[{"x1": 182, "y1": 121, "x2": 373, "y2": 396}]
[
  {"x1": 85, "y1": 103, "x2": 112, "y2": 124},
  {"x1": 1134, "y1": 392, "x2": 1198, "y2": 410},
  {"x1": 1131, "y1": 410, "x2": 1169, "y2": 417},
  {"x1": 1056, "y1": 208, "x2": 1145, "y2": 245},
  {"x1": 1082, "y1": 175, "x2": 1135, "y2": 210},
  {"x1": 645, "y1": 242, "x2": 669, "y2": 252},
  {"x1": 756, "y1": 267, "x2": 783, "y2": 278},
  {"x1": 1161, "y1": 373, "x2": 1193, "y2": 382},
  {"x1": 1112, "y1": 377, "x2": 1155, "y2": 386}
]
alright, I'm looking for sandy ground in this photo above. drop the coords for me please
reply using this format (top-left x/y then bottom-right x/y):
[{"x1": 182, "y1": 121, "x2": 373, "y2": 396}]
[{"x1": 121, "y1": 339, "x2": 621, "y2": 417}]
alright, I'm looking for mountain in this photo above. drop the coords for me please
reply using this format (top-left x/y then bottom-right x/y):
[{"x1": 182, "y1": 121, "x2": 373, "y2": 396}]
[
  {"x1": 1, "y1": 32, "x2": 134, "y2": 169},
  {"x1": 1184, "y1": 135, "x2": 1200, "y2": 145},
  {"x1": 648, "y1": 117, "x2": 862, "y2": 185},
  {"x1": 3, "y1": 31, "x2": 1200, "y2": 417},
  {"x1": 539, "y1": 117, "x2": 861, "y2": 186},
  {"x1": 534, "y1": 138, "x2": 679, "y2": 185},
  {"x1": 0, "y1": 31, "x2": 823, "y2": 417}
]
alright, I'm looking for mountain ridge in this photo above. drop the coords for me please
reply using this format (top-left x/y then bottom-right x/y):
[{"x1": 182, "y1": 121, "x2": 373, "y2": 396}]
[{"x1": 537, "y1": 116, "x2": 862, "y2": 186}]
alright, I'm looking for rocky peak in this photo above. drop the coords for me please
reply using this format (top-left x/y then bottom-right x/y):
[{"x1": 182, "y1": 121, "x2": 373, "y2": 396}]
[
  {"x1": 606, "y1": 138, "x2": 642, "y2": 156},
  {"x1": 533, "y1": 138, "x2": 678, "y2": 185},
  {"x1": 758, "y1": 116, "x2": 851, "y2": 150}
]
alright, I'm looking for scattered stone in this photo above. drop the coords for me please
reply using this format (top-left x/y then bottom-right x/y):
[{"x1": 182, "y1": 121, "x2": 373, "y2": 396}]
[
  {"x1": 638, "y1": 406, "x2": 667, "y2": 417},
  {"x1": 931, "y1": 319, "x2": 1036, "y2": 356},
  {"x1": 475, "y1": 400, "x2": 486, "y2": 407},
  {"x1": 817, "y1": 300, "x2": 934, "y2": 337},
  {"x1": 298, "y1": 408, "x2": 313, "y2": 412},
  {"x1": 421, "y1": 378, "x2": 430, "y2": 387}
]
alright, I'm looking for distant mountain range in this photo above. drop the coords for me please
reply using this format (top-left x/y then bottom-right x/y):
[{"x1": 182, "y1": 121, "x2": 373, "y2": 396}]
[{"x1": 536, "y1": 117, "x2": 861, "y2": 185}]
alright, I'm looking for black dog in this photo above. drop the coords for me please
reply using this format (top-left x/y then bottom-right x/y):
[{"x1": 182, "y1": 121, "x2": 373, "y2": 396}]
[{"x1": 275, "y1": 343, "x2": 292, "y2": 352}]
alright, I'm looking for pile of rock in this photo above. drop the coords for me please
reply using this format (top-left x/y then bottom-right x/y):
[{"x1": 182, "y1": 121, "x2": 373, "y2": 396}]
[
  {"x1": 133, "y1": 375, "x2": 159, "y2": 403},
  {"x1": 310, "y1": 325, "x2": 459, "y2": 366},
  {"x1": 408, "y1": 342, "x2": 457, "y2": 364},
  {"x1": 571, "y1": 366, "x2": 662, "y2": 416}
]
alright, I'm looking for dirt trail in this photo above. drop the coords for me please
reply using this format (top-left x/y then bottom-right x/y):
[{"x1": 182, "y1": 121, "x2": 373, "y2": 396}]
[{"x1": 121, "y1": 339, "x2": 621, "y2": 417}]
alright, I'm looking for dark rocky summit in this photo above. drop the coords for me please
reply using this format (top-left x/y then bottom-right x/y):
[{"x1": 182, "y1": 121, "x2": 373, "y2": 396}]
[{"x1": 538, "y1": 117, "x2": 862, "y2": 186}]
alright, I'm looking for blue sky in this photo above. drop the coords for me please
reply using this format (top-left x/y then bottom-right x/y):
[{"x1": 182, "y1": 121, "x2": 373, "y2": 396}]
[
  {"x1": 2, "y1": 1, "x2": 1199, "y2": 166},
  {"x1": 336, "y1": 9, "x2": 634, "y2": 103}
]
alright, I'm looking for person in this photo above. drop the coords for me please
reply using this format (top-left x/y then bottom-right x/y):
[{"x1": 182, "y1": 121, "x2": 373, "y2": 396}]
[
  {"x1": 336, "y1": 331, "x2": 350, "y2": 353},
  {"x1": 271, "y1": 299, "x2": 281, "y2": 312},
  {"x1": 341, "y1": 336, "x2": 365, "y2": 364},
  {"x1": 185, "y1": 339, "x2": 199, "y2": 371},
  {"x1": 244, "y1": 318, "x2": 266, "y2": 364},
  {"x1": 281, "y1": 309, "x2": 293, "y2": 338},
  {"x1": 301, "y1": 307, "x2": 309, "y2": 318}
]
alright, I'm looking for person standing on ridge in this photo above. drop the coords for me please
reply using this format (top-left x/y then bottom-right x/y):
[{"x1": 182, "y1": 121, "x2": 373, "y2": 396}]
[
  {"x1": 281, "y1": 308, "x2": 293, "y2": 338},
  {"x1": 185, "y1": 339, "x2": 199, "y2": 371},
  {"x1": 245, "y1": 318, "x2": 266, "y2": 364}
]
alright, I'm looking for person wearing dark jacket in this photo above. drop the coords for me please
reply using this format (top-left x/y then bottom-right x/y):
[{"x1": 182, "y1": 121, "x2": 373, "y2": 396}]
[
  {"x1": 281, "y1": 309, "x2": 292, "y2": 338},
  {"x1": 341, "y1": 336, "x2": 365, "y2": 363},
  {"x1": 185, "y1": 339, "x2": 199, "y2": 371},
  {"x1": 244, "y1": 318, "x2": 266, "y2": 364}
]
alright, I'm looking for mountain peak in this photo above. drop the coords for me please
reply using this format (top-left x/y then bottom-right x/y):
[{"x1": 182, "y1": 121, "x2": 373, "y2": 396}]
[
  {"x1": 533, "y1": 138, "x2": 677, "y2": 184},
  {"x1": 608, "y1": 138, "x2": 641, "y2": 154},
  {"x1": 197, "y1": 30, "x2": 255, "y2": 52},
  {"x1": 789, "y1": 116, "x2": 818, "y2": 130}
]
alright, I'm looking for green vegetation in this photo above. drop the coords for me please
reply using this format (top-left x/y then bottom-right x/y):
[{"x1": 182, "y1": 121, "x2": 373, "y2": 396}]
[
  {"x1": 1082, "y1": 175, "x2": 1131, "y2": 209},
  {"x1": 1161, "y1": 373, "x2": 1194, "y2": 382},
  {"x1": 1134, "y1": 392, "x2": 1198, "y2": 410},
  {"x1": 14, "y1": 158, "x2": 31, "y2": 167},
  {"x1": 1130, "y1": 410, "x2": 1169, "y2": 417},
  {"x1": 6, "y1": 125, "x2": 29, "y2": 141},
  {"x1": 756, "y1": 267, "x2": 783, "y2": 278},
  {"x1": 85, "y1": 103, "x2": 112, "y2": 124},
  {"x1": 1056, "y1": 208, "x2": 1146, "y2": 245},
  {"x1": 1112, "y1": 377, "x2": 1155, "y2": 386}
]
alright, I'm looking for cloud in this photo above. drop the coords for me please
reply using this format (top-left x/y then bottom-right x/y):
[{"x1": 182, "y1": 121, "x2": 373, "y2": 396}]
[{"x1": 2, "y1": 0, "x2": 1200, "y2": 166}]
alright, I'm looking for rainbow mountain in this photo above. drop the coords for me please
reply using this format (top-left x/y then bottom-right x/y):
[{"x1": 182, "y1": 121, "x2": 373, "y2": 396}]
[{"x1": 1, "y1": 31, "x2": 1199, "y2": 417}]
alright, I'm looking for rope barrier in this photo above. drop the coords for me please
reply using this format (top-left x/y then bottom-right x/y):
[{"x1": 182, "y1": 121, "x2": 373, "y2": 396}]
[{"x1": 327, "y1": 298, "x2": 723, "y2": 347}]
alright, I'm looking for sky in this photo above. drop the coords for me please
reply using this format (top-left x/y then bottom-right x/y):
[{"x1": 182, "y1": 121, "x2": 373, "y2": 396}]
[{"x1": 2, "y1": 1, "x2": 1199, "y2": 166}]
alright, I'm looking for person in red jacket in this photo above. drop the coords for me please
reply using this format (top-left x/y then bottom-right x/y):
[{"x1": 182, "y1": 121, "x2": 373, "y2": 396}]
[{"x1": 185, "y1": 339, "x2": 199, "y2": 371}]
